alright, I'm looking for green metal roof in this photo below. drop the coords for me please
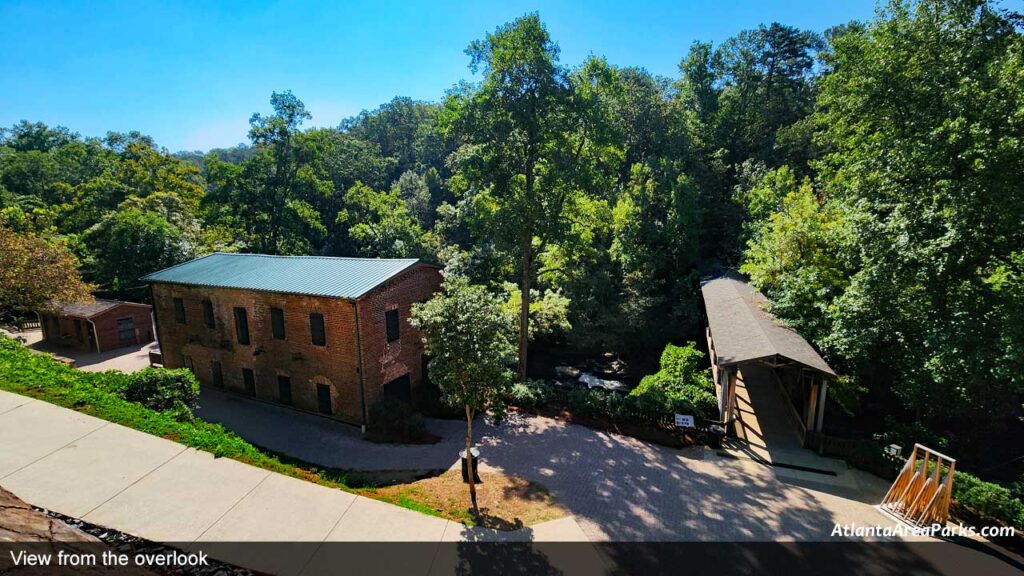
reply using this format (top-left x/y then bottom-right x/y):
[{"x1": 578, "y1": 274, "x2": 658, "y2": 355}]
[{"x1": 142, "y1": 253, "x2": 424, "y2": 300}]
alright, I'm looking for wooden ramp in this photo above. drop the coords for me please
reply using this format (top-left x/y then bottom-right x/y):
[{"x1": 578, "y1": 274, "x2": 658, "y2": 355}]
[{"x1": 719, "y1": 364, "x2": 847, "y2": 478}]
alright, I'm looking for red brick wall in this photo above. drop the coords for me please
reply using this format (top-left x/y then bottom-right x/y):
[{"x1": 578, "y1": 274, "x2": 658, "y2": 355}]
[
  {"x1": 41, "y1": 314, "x2": 92, "y2": 351},
  {"x1": 149, "y1": 264, "x2": 440, "y2": 424},
  {"x1": 357, "y1": 265, "x2": 442, "y2": 408},
  {"x1": 39, "y1": 305, "x2": 153, "y2": 352},
  {"x1": 91, "y1": 306, "x2": 154, "y2": 351}
]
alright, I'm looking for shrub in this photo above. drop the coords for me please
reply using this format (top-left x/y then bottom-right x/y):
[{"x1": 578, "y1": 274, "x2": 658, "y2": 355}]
[
  {"x1": 629, "y1": 342, "x2": 716, "y2": 421},
  {"x1": 659, "y1": 343, "x2": 706, "y2": 382},
  {"x1": 953, "y1": 471, "x2": 1024, "y2": 529},
  {"x1": 122, "y1": 368, "x2": 199, "y2": 418},
  {"x1": 507, "y1": 379, "x2": 553, "y2": 410},
  {"x1": 365, "y1": 396, "x2": 429, "y2": 444},
  {"x1": 0, "y1": 335, "x2": 346, "y2": 488}
]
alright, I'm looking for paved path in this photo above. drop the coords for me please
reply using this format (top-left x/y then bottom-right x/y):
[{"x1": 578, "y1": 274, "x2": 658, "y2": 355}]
[
  {"x1": 196, "y1": 388, "x2": 919, "y2": 542},
  {"x1": 0, "y1": 390, "x2": 592, "y2": 576}
]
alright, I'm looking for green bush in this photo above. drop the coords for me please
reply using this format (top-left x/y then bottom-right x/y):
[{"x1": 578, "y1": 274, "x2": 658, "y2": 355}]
[
  {"x1": 365, "y1": 396, "x2": 429, "y2": 444},
  {"x1": 122, "y1": 368, "x2": 199, "y2": 418},
  {"x1": 0, "y1": 335, "x2": 348, "y2": 488},
  {"x1": 629, "y1": 342, "x2": 716, "y2": 421},
  {"x1": 659, "y1": 342, "x2": 706, "y2": 381},
  {"x1": 507, "y1": 379, "x2": 553, "y2": 410},
  {"x1": 953, "y1": 471, "x2": 1024, "y2": 529}
]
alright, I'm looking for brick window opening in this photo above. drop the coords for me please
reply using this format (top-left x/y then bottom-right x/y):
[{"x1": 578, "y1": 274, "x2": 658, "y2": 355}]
[
  {"x1": 173, "y1": 298, "x2": 186, "y2": 324},
  {"x1": 234, "y1": 307, "x2": 250, "y2": 345},
  {"x1": 116, "y1": 318, "x2": 135, "y2": 342},
  {"x1": 271, "y1": 307, "x2": 286, "y2": 340},
  {"x1": 183, "y1": 355, "x2": 194, "y2": 373},
  {"x1": 316, "y1": 383, "x2": 332, "y2": 415},
  {"x1": 385, "y1": 309, "x2": 400, "y2": 343},
  {"x1": 212, "y1": 361, "x2": 223, "y2": 387},
  {"x1": 277, "y1": 375, "x2": 292, "y2": 405},
  {"x1": 310, "y1": 313, "x2": 326, "y2": 346},
  {"x1": 242, "y1": 368, "x2": 255, "y2": 396},
  {"x1": 202, "y1": 300, "x2": 215, "y2": 329}
]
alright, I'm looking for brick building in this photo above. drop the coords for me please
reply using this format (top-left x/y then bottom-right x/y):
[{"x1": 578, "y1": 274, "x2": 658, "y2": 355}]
[
  {"x1": 39, "y1": 299, "x2": 154, "y2": 353},
  {"x1": 143, "y1": 253, "x2": 442, "y2": 425}
]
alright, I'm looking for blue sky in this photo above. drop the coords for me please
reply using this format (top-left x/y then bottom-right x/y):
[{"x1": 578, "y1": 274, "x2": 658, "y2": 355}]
[{"x1": 1, "y1": 0, "x2": 880, "y2": 152}]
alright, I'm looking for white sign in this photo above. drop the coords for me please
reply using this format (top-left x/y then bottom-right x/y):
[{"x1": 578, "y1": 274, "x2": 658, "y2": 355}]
[{"x1": 674, "y1": 414, "x2": 695, "y2": 428}]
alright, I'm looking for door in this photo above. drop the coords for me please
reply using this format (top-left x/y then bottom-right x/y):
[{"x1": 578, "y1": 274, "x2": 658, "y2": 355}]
[
  {"x1": 211, "y1": 361, "x2": 223, "y2": 387},
  {"x1": 277, "y1": 375, "x2": 292, "y2": 405},
  {"x1": 116, "y1": 318, "x2": 135, "y2": 345},
  {"x1": 383, "y1": 373, "x2": 412, "y2": 404},
  {"x1": 316, "y1": 384, "x2": 332, "y2": 415},
  {"x1": 242, "y1": 368, "x2": 256, "y2": 396}
]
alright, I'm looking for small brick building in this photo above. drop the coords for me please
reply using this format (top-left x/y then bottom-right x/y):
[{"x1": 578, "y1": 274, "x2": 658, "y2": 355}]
[
  {"x1": 143, "y1": 253, "x2": 442, "y2": 425},
  {"x1": 39, "y1": 299, "x2": 154, "y2": 353}
]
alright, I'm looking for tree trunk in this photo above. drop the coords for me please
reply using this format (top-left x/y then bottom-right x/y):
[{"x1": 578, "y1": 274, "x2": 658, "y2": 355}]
[
  {"x1": 465, "y1": 405, "x2": 478, "y2": 514},
  {"x1": 518, "y1": 232, "x2": 531, "y2": 381}
]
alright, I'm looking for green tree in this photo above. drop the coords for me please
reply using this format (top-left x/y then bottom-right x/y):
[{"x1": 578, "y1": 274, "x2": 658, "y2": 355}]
[
  {"x1": 393, "y1": 170, "x2": 433, "y2": 228},
  {"x1": 444, "y1": 14, "x2": 576, "y2": 379},
  {"x1": 410, "y1": 272, "x2": 515, "y2": 513},
  {"x1": 745, "y1": 0, "x2": 1024, "y2": 458},
  {"x1": 337, "y1": 182, "x2": 435, "y2": 258},
  {"x1": 205, "y1": 91, "x2": 328, "y2": 254},
  {"x1": 84, "y1": 206, "x2": 195, "y2": 299}
]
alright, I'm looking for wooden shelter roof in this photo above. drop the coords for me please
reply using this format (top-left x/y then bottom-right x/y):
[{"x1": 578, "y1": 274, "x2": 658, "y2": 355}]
[{"x1": 700, "y1": 272, "x2": 836, "y2": 376}]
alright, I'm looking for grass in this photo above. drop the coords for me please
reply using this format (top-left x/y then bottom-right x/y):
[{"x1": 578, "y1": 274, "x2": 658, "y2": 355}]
[
  {"x1": 0, "y1": 336, "x2": 353, "y2": 489},
  {"x1": 0, "y1": 335, "x2": 563, "y2": 528},
  {"x1": 365, "y1": 468, "x2": 567, "y2": 529}
]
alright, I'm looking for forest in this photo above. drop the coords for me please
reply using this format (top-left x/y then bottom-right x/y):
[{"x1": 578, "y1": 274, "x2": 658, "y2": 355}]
[{"x1": 1, "y1": 0, "x2": 1022, "y2": 479}]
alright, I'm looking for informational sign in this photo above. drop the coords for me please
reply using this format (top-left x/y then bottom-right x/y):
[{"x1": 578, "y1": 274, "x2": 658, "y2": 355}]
[{"x1": 674, "y1": 414, "x2": 695, "y2": 428}]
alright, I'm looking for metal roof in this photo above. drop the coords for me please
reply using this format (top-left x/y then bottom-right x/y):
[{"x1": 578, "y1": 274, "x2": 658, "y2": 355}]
[
  {"x1": 142, "y1": 253, "x2": 424, "y2": 300},
  {"x1": 701, "y1": 272, "x2": 836, "y2": 376},
  {"x1": 57, "y1": 299, "x2": 149, "y2": 319}
]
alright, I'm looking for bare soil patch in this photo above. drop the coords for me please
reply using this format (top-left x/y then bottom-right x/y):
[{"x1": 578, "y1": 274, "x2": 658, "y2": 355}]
[{"x1": 362, "y1": 468, "x2": 567, "y2": 530}]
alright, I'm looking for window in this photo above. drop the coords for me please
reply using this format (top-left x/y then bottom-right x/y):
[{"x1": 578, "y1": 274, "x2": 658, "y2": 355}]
[
  {"x1": 183, "y1": 355, "x2": 194, "y2": 373},
  {"x1": 234, "y1": 307, "x2": 249, "y2": 345},
  {"x1": 173, "y1": 298, "x2": 186, "y2": 324},
  {"x1": 385, "y1": 309, "x2": 400, "y2": 343},
  {"x1": 271, "y1": 307, "x2": 285, "y2": 340},
  {"x1": 74, "y1": 319, "x2": 83, "y2": 343},
  {"x1": 316, "y1": 383, "x2": 332, "y2": 415},
  {"x1": 116, "y1": 318, "x2": 135, "y2": 342},
  {"x1": 310, "y1": 313, "x2": 325, "y2": 346},
  {"x1": 202, "y1": 301, "x2": 215, "y2": 329},
  {"x1": 242, "y1": 368, "x2": 255, "y2": 396},
  {"x1": 277, "y1": 375, "x2": 292, "y2": 405},
  {"x1": 211, "y1": 361, "x2": 223, "y2": 387}
]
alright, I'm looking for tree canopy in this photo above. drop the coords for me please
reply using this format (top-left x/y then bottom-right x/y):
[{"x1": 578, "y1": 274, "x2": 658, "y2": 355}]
[{"x1": 1, "y1": 0, "x2": 1021, "y2": 471}]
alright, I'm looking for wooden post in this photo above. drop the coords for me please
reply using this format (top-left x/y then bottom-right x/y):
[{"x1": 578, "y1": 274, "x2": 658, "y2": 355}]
[{"x1": 815, "y1": 380, "x2": 828, "y2": 433}]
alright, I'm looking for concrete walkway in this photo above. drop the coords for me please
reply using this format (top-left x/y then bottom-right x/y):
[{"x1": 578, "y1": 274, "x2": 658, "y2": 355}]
[{"x1": 0, "y1": 390, "x2": 592, "y2": 576}]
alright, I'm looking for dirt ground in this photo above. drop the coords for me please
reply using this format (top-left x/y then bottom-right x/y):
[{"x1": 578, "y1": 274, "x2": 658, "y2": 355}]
[{"x1": 364, "y1": 467, "x2": 567, "y2": 530}]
